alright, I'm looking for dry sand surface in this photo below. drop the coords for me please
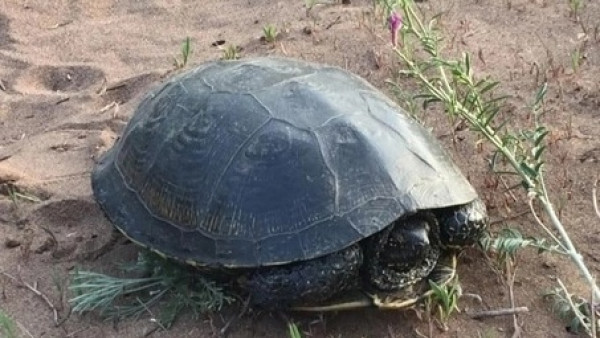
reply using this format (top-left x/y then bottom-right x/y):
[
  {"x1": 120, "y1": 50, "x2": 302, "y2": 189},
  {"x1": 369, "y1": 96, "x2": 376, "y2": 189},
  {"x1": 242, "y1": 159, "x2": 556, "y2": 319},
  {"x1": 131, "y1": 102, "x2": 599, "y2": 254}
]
[{"x1": 1, "y1": 0, "x2": 599, "y2": 337}]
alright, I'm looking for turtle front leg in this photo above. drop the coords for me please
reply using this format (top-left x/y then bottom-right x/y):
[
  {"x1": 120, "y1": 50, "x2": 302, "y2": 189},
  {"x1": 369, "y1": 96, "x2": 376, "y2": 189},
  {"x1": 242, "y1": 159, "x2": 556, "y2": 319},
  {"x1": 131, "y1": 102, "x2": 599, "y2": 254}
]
[
  {"x1": 362, "y1": 213, "x2": 441, "y2": 292},
  {"x1": 291, "y1": 254, "x2": 458, "y2": 311},
  {"x1": 238, "y1": 244, "x2": 363, "y2": 310},
  {"x1": 370, "y1": 253, "x2": 458, "y2": 309}
]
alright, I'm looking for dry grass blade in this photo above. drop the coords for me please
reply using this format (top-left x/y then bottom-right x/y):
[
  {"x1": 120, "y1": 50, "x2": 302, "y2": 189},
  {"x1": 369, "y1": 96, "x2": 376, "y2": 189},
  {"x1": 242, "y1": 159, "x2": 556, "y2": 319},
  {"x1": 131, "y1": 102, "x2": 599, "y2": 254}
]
[
  {"x1": 593, "y1": 179, "x2": 600, "y2": 221},
  {"x1": 15, "y1": 320, "x2": 35, "y2": 338},
  {"x1": 69, "y1": 251, "x2": 235, "y2": 328},
  {"x1": 1, "y1": 271, "x2": 60, "y2": 326},
  {"x1": 469, "y1": 306, "x2": 529, "y2": 319},
  {"x1": 591, "y1": 285, "x2": 597, "y2": 338}
]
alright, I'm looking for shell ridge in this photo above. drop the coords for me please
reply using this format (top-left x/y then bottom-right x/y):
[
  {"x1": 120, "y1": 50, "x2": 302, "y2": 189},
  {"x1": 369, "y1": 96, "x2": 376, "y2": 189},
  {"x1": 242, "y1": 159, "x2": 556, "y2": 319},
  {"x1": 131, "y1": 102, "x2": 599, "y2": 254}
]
[
  {"x1": 247, "y1": 92, "x2": 274, "y2": 117},
  {"x1": 361, "y1": 90, "x2": 412, "y2": 144},
  {"x1": 361, "y1": 90, "x2": 440, "y2": 189},
  {"x1": 256, "y1": 215, "x2": 334, "y2": 242},
  {"x1": 204, "y1": 118, "x2": 273, "y2": 210},
  {"x1": 312, "y1": 130, "x2": 339, "y2": 215},
  {"x1": 317, "y1": 113, "x2": 347, "y2": 128},
  {"x1": 176, "y1": 80, "x2": 189, "y2": 94}
]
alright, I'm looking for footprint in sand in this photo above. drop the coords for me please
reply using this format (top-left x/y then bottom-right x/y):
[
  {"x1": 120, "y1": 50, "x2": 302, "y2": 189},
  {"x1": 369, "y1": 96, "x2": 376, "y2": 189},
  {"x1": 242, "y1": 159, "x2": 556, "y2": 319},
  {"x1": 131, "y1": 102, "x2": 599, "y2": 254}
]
[
  {"x1": 0, "y1": 13, "x2": 16, "y2": 49},
  {"x1": 0, "y1": 13, "x2": 29, "y2": 93},
  {"x1": 14, "y1": 64, "x2": 106, "y2": 95},
  {"x1": 99, "y1": 72, "x2": 164, "y2": 106},
  {"x1": 26, "y1": 198, "x2": 116, "y2": 260}
]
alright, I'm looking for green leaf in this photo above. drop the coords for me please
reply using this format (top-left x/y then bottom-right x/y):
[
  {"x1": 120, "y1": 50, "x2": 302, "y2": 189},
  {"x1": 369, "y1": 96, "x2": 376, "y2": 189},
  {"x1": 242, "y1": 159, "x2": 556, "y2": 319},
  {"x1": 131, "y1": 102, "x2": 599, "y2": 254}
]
[
  {"x1": 413, "y1": 93, "x2": 436, "y2": 100},
  {"x1": 533, "y1": 128, "x2": 549, "y2": 146},
  {"x1": 534, "y1": 161, "x2": 545, "y2": 174},
  {"x1": 495, "y1": 118, "x2": 511, "y2": 132},
  {"x1": 534, "y1": 82, "x2": 548, "y2": 108},
  {"x1": 483, "y1": 95, "x2": 510, "y2": 107},
  {"x1": 288, "y1": 322, "x2": 303, "y2": 338},
  {"x1": 464, "y1": 52, "x2": 471, "y2": 78},
  {"x1": 482, "y1": 106, "x2": 500, "y2": 127},
  {"x1": 519, "y1": 162, "x2": 538, "y2": 179},
  {"x1": 479, "y1": 80, "x2": 500, "y2": 95},
  {"x1": 423, "y1": 97, "x2": 442, "y2": 109},
  {"x1": 532, "y1": 145, "x2": 546, "y2": 160}
]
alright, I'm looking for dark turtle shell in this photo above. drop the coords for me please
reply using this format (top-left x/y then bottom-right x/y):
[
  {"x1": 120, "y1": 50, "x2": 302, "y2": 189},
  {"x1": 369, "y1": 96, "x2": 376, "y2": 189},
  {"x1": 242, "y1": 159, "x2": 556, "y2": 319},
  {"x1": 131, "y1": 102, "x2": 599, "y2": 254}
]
[{"x1": 91, "y1": 57, "x2": 478, "y2": 268}]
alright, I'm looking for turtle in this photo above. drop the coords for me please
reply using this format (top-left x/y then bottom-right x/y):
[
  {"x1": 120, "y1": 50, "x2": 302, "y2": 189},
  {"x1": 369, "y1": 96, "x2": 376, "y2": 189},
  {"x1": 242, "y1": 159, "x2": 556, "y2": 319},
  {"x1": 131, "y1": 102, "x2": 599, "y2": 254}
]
[{"x1": 91, "y1": 57, "x2": 487, "y2": 311}]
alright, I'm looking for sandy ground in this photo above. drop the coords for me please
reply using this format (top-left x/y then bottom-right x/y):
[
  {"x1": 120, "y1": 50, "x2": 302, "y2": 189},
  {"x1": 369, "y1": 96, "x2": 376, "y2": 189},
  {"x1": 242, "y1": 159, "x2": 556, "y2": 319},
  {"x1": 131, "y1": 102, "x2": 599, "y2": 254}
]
[{"x1": 1, "y1": 0, "x2": 599, "y2": 337}]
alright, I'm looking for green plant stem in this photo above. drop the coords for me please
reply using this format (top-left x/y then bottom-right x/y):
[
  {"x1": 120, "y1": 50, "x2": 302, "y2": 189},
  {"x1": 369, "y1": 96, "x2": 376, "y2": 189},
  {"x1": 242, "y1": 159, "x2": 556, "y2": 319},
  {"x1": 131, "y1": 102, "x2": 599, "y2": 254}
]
[
  {"x1": 399, "y1": 47, "x2": 600, "y2": 305},
  {"x1": 391, "y1": 0, "x2": 600, "y2": 302},
  {"x1": 557, "y1": 278, "x2": 593, "y2": 335},
  {"x1": 541, "y1": 195, "x2": 600, "y2": 300},
  {"x1": 528, "y1": 198, "x2": 568, "y2": 253},
  {"x1": 395, "y1": 50, "x2": 537, "y2": 191}
]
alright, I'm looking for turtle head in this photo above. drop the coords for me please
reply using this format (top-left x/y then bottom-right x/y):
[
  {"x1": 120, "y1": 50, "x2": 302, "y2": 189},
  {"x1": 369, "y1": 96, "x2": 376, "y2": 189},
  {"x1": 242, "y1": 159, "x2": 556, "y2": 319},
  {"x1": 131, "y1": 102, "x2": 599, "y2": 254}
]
[
  {"x1": 438, "y1": 198, "x2": 488, "y2": 249},
  {"x1": 379, "y1": 215, "x2": 437, "y2": 267}
]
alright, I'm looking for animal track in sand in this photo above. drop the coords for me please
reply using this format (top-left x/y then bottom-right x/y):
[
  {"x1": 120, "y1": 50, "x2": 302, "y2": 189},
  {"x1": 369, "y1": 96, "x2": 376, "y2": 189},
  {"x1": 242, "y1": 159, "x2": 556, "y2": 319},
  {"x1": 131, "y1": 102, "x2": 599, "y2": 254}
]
[
  {"x1": 27, "y1": 198, "x2": 115, "y2": 260},
  {"x1": 0, "y1": 14, "x2": 16, "y2": 50},
  {"x1": 100, "y1": 72, "x2": 164, "y2": 105},
  {"x1": 16, "y1": 64, "x2": 106, "y2": 94}
]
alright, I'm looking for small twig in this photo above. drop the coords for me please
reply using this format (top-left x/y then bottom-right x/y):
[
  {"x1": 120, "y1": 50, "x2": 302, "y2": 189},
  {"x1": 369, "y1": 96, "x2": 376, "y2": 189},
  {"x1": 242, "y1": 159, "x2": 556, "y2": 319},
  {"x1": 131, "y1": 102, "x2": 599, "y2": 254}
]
[
  {"x1": 528, "y1": 197, "x2": 567, "y2": 252},
  {"x1": 1, "y1": 271, "x2": 60, "y2": 326},
  {"x1": 96, "y1": 78, "x2": 108, "y2": 95},
  {"x1": 206, "y1": 314, "x2": 219, "y2": 338},
  {"x1": 591, "y1": 283, "x2": 597, "y2": 338},
  {"x1": 413, "y1": 328, "x2": 429, "y2": 338},
  {"x1": 469, "y1": 306, "x2": 529, "y2": 319},
  {"x1": 220, "y1": 296, "x2": 251, "y2": 336},
  {"x1": 137, "y1": 296, "x2": 167, "y2": 332},
  {"x1": 461, "y1": 292, "x2": 483, "y2": 304},
  {"x1": 507, "y1": 263, "x2": 522, "y2": 338},
  {"x1": 592, "y1": 179, "x2": 600, "y2": 221},
  {"x1": 489, "y1": 210, "x2": 531, "y2": 225},
  {"x1": 143, "y1": 326, "x2": 160, "y2": 337},
  {"x1": 16, "y1": 320, "x2": 35, "y2": 338},
  {"x1": 47, "y1": 20, "x2": 72, "y2": 29},
  {"x1": 55, "y1": 97, "x2": 70, "y2": 105},
  {"x1": 56, "y1": 308, "x2": 72, "y2": 327},
  {"x1": 500, "y1": 176, "x2": 519, "y2": 203},
  {"x1": 98, "y1": 101, "x2": 118, "y2": 114},
  {"x1": 65, "y1": 327, "x2": 89, "y2": 338},
  {"x1": 39, "y1": 225, "x2": 59, "y2": 255},
  {"x1": 557, "y1": 278, "x2": 591, "y2": 335},
  {"x1": 105, "y1": 83, "x2": 127, "y2": 92},
  {"x1": 325, "y1": 15, "x2": 342, "y2": 30}
]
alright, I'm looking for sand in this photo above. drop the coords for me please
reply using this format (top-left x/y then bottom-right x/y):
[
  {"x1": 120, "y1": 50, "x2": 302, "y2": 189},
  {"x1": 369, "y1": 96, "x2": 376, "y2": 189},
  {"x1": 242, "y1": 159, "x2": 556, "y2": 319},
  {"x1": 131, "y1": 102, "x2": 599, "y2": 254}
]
[{"x1": 1, "y1": 0, "x2": 599, "y2": 337}]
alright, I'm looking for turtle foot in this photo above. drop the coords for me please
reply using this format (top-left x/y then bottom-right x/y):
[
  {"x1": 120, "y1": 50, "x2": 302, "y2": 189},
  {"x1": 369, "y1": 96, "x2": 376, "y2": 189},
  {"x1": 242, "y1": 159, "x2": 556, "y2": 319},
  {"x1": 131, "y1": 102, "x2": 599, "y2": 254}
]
[{"x1": 290, "y1": 254, "x2": 457, "y2": 312}]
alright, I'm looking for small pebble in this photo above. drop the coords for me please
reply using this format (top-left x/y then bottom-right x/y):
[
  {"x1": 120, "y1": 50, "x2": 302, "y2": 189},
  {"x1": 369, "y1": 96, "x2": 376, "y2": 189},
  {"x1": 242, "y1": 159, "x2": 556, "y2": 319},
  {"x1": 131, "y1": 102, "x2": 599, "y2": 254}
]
[
  {"x1": 541, "y1": 260, "x2": 556, "y2": 269},
  {"x1": 4, "y1": 238, "x2": 21, "y2": 248}
]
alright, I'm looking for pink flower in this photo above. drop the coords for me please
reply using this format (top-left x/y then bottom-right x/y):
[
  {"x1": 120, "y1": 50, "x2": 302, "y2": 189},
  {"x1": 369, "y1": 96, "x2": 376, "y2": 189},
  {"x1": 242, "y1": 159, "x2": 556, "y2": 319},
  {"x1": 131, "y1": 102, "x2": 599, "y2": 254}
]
[{"x1": 388, "y1": 11, "x2": 403, "y2": 48}]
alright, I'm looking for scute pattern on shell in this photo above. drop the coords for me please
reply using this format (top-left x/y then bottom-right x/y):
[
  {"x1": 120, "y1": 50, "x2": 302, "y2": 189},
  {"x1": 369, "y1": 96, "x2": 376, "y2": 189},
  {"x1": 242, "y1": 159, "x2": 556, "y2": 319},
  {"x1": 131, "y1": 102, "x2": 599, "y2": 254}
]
[{"x1": 91, "y1": 57, "x2": 478, "y2": 267}]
